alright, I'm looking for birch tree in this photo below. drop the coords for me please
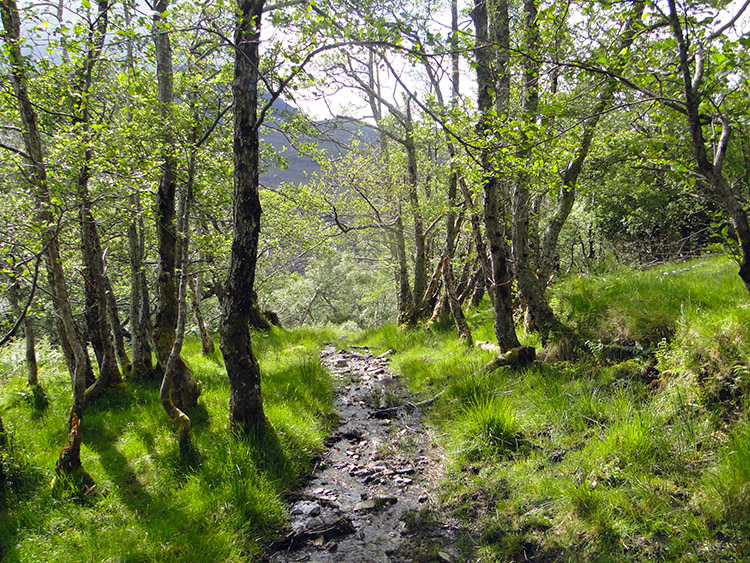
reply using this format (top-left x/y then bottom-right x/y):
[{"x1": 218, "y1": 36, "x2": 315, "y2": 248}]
[
  {"x1": 0, "y1": 0, "x2": 92, "y2": 488},
  {"x1": 151, "y1": 0, "x2": 200, "y2": 410}
]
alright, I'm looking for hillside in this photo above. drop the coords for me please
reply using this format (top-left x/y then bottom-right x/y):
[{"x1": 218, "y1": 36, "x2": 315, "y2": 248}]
[
  {"x1": 1, "y1": 0, "x2": 748, "y2": 560},
  {"x1": 260, "y1": 98, "x2": 377, "y2": 188},
  {"x1": 352, "y1": 256, "x2": 750, "y2": 561}
]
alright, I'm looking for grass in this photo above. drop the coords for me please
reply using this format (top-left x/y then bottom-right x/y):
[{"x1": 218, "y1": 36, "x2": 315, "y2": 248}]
[
  {"x1": 452, "y1": 396, "x2": 526, "y2": 463},
  {"x1": 356, "y1": 255, "x2": 750, "y2": 561},
  {"x1": 3, "y1": 256, "x2": 749, "y2": 562},
  {"x1": 554, "y1": 257, "x2": 747, "y2": 347},
  {"x1": 0, "y1": 326, "x2": 338, "y2": 562}
]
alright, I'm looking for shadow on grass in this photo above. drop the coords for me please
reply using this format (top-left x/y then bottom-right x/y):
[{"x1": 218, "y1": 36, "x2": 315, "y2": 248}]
[
  {"x1": 86, "y1": 383, "x2": 137, "y2": 413},
  {"x1": 28, "y1": 385, "x2": 49, "y2": 416},
  {"x1": 188, "y1": 403, "x2": 210, "y2": 430},
  {"x1": 82, "y1": 416, "x2": 154, "y2": 512},
  {"x1": 228, "y1": 424, "x2": 293, "y2": 485},
  {"x1": 7, "y1": 384, "x2": 50, "y2": 420},
  {"x1": 82, "y1": 414, "x2": 223, "y2": 561},
  {"x1": 0, "y1": 433, "x2": 52, "y2": 563},
  {"x1": 162, "y1": 437, "x2": 204, "y2": 481}
]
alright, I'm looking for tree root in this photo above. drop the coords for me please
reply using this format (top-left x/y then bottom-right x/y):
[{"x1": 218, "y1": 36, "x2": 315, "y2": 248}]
[
  {"x1": 52, "y1": 414, "x2": 95, "y2": 499},
  {"x1": 472, "y1": 345, "x2": 537, "y2": 376}
]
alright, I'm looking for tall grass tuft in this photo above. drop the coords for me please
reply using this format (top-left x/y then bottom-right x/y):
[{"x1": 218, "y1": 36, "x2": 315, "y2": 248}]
[{"x1": 452, "y1": 396, "x2": 525, "y2": 462}]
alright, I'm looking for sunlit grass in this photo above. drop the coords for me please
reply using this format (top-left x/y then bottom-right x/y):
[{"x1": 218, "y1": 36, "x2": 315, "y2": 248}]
[
  {"x1": 451, "y1": 396, "x2": 526, "y2": 462},
  {"x1": 358, "y1": 255, "x2": 750, "y2": 561},
  {"x1": 3, "y1": 256, "x2": 749, "y2": 561},
  {"x1": 552, "y1": 256, "x2": 746, "y2": 347},
  {"x1": 700, "y1": 423, "x2": 750, "y2": 553},
  {"x1": 0, "y1": 326, "x2": 337, "y2": 562}
]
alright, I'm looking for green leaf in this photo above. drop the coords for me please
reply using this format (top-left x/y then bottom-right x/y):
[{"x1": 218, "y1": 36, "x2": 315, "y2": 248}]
[{"x1": 711, "y1": 52, "x2": 726, "y2": 67}]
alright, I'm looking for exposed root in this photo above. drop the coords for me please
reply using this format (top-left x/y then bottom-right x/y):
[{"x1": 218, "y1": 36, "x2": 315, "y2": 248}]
[
  {"x1": 52, "y1": 414, "x2": 95, "y2": 498},
  {"x1": 472, "y1": 345, "x2": 537, "y2": 376}
]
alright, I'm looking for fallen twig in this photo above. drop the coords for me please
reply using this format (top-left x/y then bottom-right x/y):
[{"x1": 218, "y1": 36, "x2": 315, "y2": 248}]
[{"x1": 370, "y1": 390, "x2": 446, "y2": 418}]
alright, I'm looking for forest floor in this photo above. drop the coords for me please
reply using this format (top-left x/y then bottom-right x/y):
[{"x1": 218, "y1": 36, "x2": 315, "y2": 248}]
[{"x1": 263, "y1": 344, "x2": 467, "y2": 562}]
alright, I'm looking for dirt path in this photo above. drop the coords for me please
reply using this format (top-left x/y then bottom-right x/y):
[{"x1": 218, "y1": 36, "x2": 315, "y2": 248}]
[{"x1": 263, "y1": 344, "x2": 462, "y2": 562}]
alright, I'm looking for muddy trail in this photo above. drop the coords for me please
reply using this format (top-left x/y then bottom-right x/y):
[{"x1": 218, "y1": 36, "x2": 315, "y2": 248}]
[{"x1": 263, "y1": 344, "x2": 465, "y2": 562}]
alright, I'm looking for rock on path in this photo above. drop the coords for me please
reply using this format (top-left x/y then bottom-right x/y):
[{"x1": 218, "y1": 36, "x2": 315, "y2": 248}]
[{"x1": 263, "y1": 344, "x2": 458, "y2": 563}]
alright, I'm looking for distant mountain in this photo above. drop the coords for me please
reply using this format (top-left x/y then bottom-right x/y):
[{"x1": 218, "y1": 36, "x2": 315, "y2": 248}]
[{"x1": 259, "y1": 98, "x2": 377, "y2": 188}]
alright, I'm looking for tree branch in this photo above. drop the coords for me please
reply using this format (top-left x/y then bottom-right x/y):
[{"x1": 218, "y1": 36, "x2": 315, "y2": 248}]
[
  {"x1": 195, "y1": 102, "x2": 233, "y2": 148},
  {"x1": 708, "y1": 0, "x2": 750, "y2": 40},
  {"x1": 714, "y1": 114, "x2": 731, "y2": 171},
  {"x1": 0, "y1": 140, "x2": 29, "y2": 160},
  {"x1": 0, "y1": 252, "x2": 42, "y2": 347}
]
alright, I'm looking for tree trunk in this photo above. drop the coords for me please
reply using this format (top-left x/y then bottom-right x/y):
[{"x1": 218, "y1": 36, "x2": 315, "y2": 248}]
[
  {"x1": 0, "y1": 413, "x2": 6, "y2": 485},
  {"x1": 80, "y1": 194, "x2": 123, "y2": 398},
  {"x1": 1, "y1": 0, "x2": 90, "y2": 482},
  {"x1": 441, "y1": 150, "x2": 470, "y2": 335},
  {"x1": 459, "y1": 265, "x2": 480, "y2": 305},
  {"x1": 428, "y1": 291, "x2": 448, "y2": 325},
  {"x1": 667, "y1": 0, "x2": 750, "y2": 295},
  {"x1": 454, "y1": 255, "x2": 472, "y2": 299},
  {"x1": 483, "y1": 180, "x2": 519, "y2": 350},
  {"x1": 128, "y1": 191, "x2": 154, "y2": 379},
  {"x1": 419, "y1": 10, "x2": 470, "y2": 335},
  {"x1": 472, "y1": 0, "x2": 519, "y2": 351},
  {"x1": 442, "y1": 256, "x2": 472, "y2": 345},
  {"x1": 122, "y1": 1, "x2": 152, "y2": 380},
  {"x1": 426, "y1": 251, "x2": 449, "y2": 326},
  {"x1": 8, "y1": 280, "x2": 38, "y2": 385},
  {"x1": 426, "y1": 216, "x2": 463, "y2": 326},
  {"x1": 393, "y1": 215, "x2": 415, "y2": 325},
  {"x1": 469, "y1": 261, "x2": 487, "y2": 307},
  {"x1": 460, "y1": 177, "x2": 492, "y2": 305},
  {"x1": 248, "y1": 290, "x2": 271, "y2": 330},
  {"x1": 152, "y1": 0, "x2": 200, "y2": 410},
  {"x1": 72, "y1": 0, "x2": 121, "y2": 400},
  {"x1": 538, "y1": 2, "x2": 643, "y2": 285},
  {"x1": 510, "y1": 0, "x2": 571, "y2": 347},
  {"x1": 105, "y1": 279, "x2": 132, "y2": 375},
  {"x1": 220, "y1": 0, "x2": 268, "y2": 436},
  {"x1": 53, "y1": 413, "x2": 94, "y2": 494},
  {"x1": 162, "y1": 175, "x2": 193, "y2": 455},
  {"x1": 8, "y1": 280, "x2": 39, "y2": 386},
  {"x1": 190, "y1": 276, "x2": 215, "y2": 356},
  {"x1": 361, "y1": 55, "x2": 420, "y2": 327},
  {"x1": 403, "y1": 105, "x2": 427, "y2": 315},
  {"x1": 24, "y1": 307, "x2": 38, "y2": 386}
]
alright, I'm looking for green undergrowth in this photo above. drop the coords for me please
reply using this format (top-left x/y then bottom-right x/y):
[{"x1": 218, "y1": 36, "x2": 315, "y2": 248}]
[
  {"x1": 554, "y1": 256, "x2": 747, "y2": 349},
  {"x1": 0, "y1": 326, "x2": 338, "y2": 562},
  {"x1": 357, "y1": 256, "x2": 750, "y2": 561}
]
